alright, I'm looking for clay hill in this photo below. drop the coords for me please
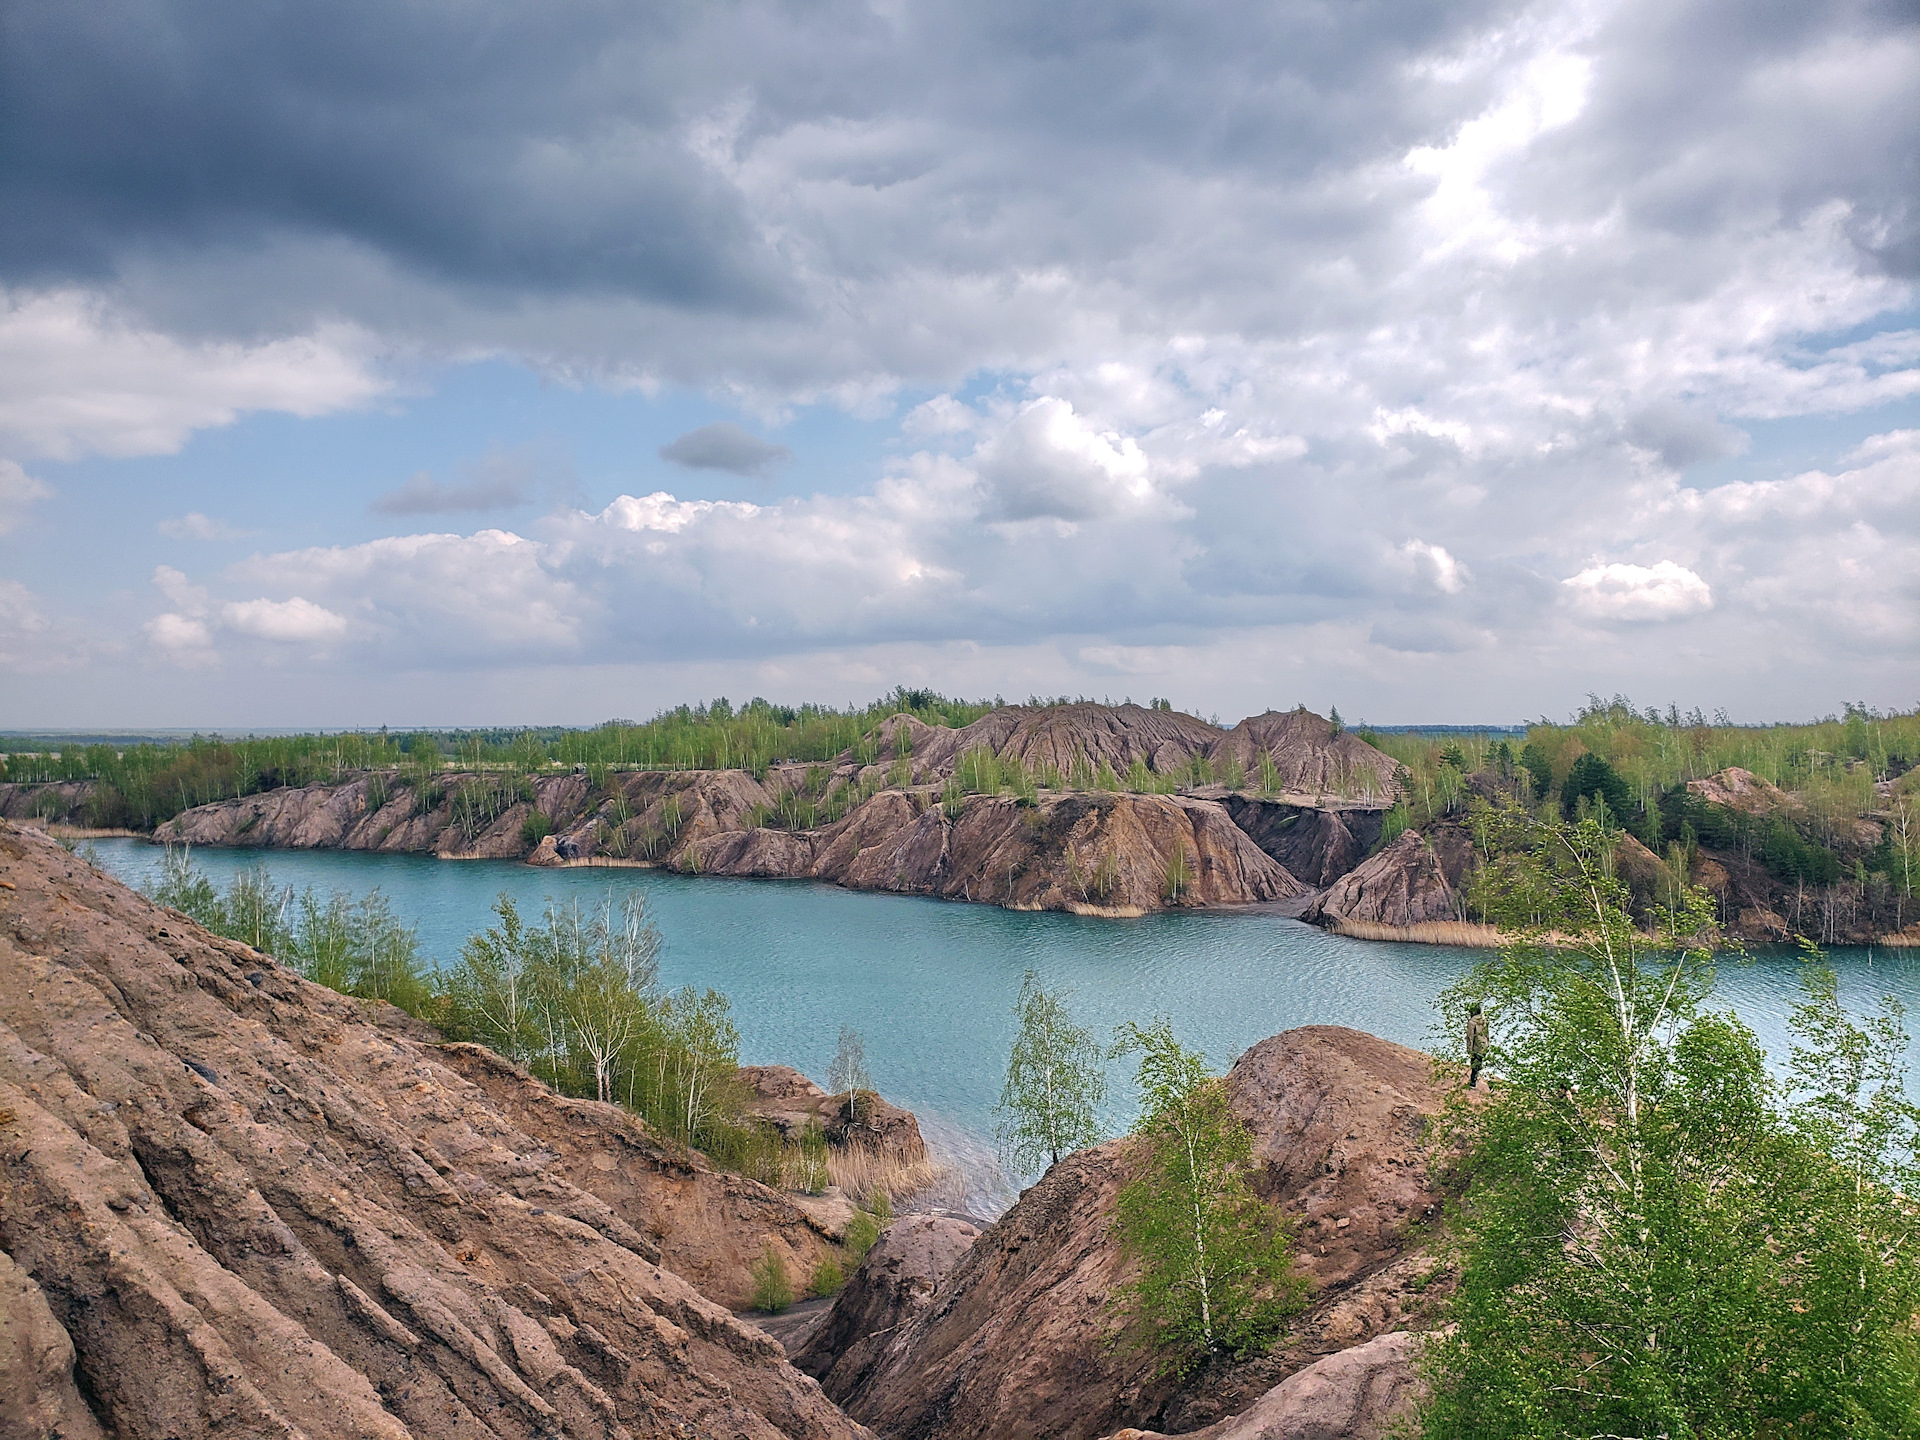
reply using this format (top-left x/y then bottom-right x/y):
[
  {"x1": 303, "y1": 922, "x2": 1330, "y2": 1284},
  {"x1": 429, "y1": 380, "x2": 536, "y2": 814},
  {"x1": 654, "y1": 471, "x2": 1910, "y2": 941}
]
[
  {"x1": 790, "y1": 1027, "x2": 1456, "y2": 1440},
  {"x1": 0, "y1": 820, "x2": 867, "y2": 1440},
  {"x1": 11, "y1": 705, "x2": 1407, "y2": 923}
]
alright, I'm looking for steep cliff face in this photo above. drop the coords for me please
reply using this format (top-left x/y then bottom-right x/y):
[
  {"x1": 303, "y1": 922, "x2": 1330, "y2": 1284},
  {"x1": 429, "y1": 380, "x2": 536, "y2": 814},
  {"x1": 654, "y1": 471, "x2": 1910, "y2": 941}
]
[
  {"x1": 163, "y1": 771, "x2": 1309, "y2": 913},
  {"x1": 771, "y1": 790, "x2": 1305, "y2": 912},
  {"x1": 806, "y1": 1027, "x2": 1455, "y2": 1440},
  {"x1": 1302, "y1": 828, "x2": 1476, "y2": 931},
  {"x1": 790, "y1": 1214, "x2": 981, "y2": 1399},
  {"x1": 1223, "y1": 797, "x2": 1385, "y2": 888},
  {"x1": 0, "y1": 821, "x2": 867, "y2": 1440}
]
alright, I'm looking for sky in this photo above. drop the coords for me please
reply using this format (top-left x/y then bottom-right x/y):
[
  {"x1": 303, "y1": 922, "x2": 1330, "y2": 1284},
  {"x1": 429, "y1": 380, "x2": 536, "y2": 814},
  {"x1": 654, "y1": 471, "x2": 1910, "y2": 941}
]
[{"x1": 1, "y1": 0, "x2": 1915, "y2": 730}]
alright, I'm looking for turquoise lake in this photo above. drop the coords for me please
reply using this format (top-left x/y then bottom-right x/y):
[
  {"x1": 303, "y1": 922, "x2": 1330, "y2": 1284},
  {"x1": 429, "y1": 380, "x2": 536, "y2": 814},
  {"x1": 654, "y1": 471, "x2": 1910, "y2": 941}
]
[{"x1": 86, "y1": 838, "x2": 1920, "y2": 1212}]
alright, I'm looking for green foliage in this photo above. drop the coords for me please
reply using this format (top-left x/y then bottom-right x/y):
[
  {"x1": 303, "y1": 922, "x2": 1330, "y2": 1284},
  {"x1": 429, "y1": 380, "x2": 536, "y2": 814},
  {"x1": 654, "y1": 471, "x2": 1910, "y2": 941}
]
[
  {"x1": 995, "y1": 971, "x2": 1106, "y2": 1178},
  {"x1": 1162, "y1": 845, "x2": 1193, "y2": 903},
  {"x1": 843, "y1": 1206, "x2": 883, "y2": 1268},
  {"x1": 2, "y1": 690, "x2": 1000, "y2": 831},
  {"x1": 147, "y1": 849, "x2": 433, "y2": 1015},
  {"x1": 149, "y1": 845, "x2": 225, "y2": 929},
  {"x1": 1561, "y1": 751, "x2": 1632, "y2": 823},
  {"x1": 1376, "y1": 799, "x2": 1411, "y2": 851},
  {"x1": 1422, "y1": 815, "x2": 1920, "y2": 1440},
  {"x1": 1256, "y1": 751, "x2": 1281, "y2": 795},
  {"x1": 749, "y1": 1245, "x2": 795, "y2": 1313},
  {"x1": 1110, "y1": 1020, "x2": 1303, "y2": 1371},
  {"x1": 790, "y1": 1119, "x2": 831, "y2": 1193},
  {"x1": 809, "y1": 1254, "x2": 846, "y2": 1297},
  {"x1": 520, "y1": 808, "x2": 553, "y2": 846},
  {"x1": 438, "y1": 892, "x2": 747, "y2": 1145}
]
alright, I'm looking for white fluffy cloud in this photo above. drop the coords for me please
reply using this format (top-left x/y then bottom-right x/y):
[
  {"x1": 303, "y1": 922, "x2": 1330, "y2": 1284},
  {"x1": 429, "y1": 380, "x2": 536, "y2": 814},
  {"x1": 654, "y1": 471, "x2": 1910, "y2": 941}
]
[
  {"x1": 1562, "y1": 561, "x2": 1714, "y2": 622},
  {"x1": 0, "y1": 289, "x2": 385, "y2": 461},
  {"x1": 973, "y1": 398, "x2": 1157, "y2": 523},
  {"x1": 220, "y1": 597, "x2": 348, "y2": 643}
]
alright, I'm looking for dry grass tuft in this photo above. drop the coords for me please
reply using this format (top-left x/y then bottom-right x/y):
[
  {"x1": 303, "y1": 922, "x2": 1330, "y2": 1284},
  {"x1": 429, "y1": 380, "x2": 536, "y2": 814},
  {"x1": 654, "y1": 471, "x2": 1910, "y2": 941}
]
[
  {"x1": 826, "y1": 1142, "x2": 945, "y2": 1206},
  {"x1": 1329, "y1": 918, "x2": 1503, "y2": 947}
]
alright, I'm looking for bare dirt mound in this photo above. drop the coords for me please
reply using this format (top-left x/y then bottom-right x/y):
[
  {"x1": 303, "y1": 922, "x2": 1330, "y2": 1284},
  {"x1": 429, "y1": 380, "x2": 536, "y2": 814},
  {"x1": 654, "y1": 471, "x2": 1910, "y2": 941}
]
[
  {"x1": 1302, "y1": 827, "x2": 1475, "y2": 930},
  {"x1": 809, "y1": 1026, "x2": 1456, "y2": 1440},
  {"x1": 1207, "y1": 712, "x2": 1400, "y2": 801},
  {"x1": 1686, "y1": 765, "x2": 1793, "y2": 816},
  {"x1": 0, "y1": 820, "x2": 867, "y2": 1440},
  {"x1": 894, "y1": 703, "x2": 1222, "y2": 781}
]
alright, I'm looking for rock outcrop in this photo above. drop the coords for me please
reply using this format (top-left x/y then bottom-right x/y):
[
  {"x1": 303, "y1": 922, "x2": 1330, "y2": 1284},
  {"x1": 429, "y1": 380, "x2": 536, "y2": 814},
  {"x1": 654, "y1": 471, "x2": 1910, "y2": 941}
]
[
  {"x1": 0, "y1": 820, "x2": 867, "y2": 1440},
  {"x1": 1223, "y1": 797, "x2": 1386, "y2": 888},
  {"x1": 807, "y1": 1027, "x2": 1455, "y2": 1440},
  {"x1": 738, "y1": 1065, "x2": 927, "y2": 1161},
  {"x1": 1, "y1": 1246, "x2": 106, "y2": 1440},
  {"x1": 790, "y1": 1214, "x2": 980, "y2": 1398},
  {"x1": 1102, "y1": 1329, "x2": 1425, "y2": 1440},
  {"x1": 1302, "y1": 828, "x2": 1475, "y2": 931},
  {"x1": 167, "y1": 771, "x2": 1310, "y2": 915}
]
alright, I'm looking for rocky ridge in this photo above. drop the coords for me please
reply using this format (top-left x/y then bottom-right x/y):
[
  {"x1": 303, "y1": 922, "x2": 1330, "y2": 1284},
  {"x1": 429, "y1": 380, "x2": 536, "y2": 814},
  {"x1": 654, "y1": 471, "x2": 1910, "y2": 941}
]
[
  {"x1": 128, "y1": 706, "x2": 1393, "y2": 917},
  {"x1": 799, "y1": 1026, "x2": 1456, "y2": 1440},
  {"x1": 0, "y1": 820, "x2": 867, "y2": 1439}
]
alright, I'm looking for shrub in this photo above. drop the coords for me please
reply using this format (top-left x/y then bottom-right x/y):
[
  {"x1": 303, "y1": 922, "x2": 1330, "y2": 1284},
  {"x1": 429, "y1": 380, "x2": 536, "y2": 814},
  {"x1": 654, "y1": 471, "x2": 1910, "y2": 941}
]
[
  {"x1": 809, "y1": 1255, "x2": 846, "y2": 1297},
  {"x1": 749, "y1": 1245, "x2": 794, "y2": 1313},
  {"x1": 1111, "y1": 1020, "x2": 1303, "y2": 1371},
  {"x1": 1163, "y1": 846, "x2": 1193, "y2": 903},
  {"x1": 521, "y1": 809, "x2": 554, "y2": 846},
  {"x1": 842, "y1": 1207, "x2": 882, "y2": 1267}
]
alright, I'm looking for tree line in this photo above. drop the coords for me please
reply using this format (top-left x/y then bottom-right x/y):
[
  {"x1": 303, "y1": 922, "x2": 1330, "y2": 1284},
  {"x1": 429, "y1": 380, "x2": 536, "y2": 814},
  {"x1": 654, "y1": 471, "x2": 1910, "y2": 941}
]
[{"x1": 0, "y1": 689, "x2": 1001, "y2": 828}]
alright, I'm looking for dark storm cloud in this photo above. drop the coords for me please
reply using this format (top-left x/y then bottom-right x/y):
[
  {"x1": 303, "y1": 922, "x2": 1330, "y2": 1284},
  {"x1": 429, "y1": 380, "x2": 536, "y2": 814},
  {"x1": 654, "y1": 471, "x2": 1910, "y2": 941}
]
[
  {"x1": 0, "y1": 0, "x2": 1523, "y2": 359},
  {"x1": 659, "y1": 422, "x2": 791, "y2": 477},
  {"x1": 0, "y1": 0, "x2": 794, "y2": 311}
]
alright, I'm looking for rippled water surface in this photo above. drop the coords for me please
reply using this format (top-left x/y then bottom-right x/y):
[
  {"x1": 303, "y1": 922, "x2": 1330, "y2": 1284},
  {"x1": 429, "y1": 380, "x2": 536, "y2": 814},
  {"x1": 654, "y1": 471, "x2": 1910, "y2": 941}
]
[{"x1": 86, "y1": 839, "x2": 1920, "y2": 1207}]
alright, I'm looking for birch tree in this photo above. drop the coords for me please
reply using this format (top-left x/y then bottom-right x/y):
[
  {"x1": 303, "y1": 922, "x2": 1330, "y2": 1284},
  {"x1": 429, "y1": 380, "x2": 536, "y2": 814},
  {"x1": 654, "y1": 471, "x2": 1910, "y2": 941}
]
[
  {"x1": 445, "y1": 895, "x2": 540, "y2": 1063},
  {"x1": 539, "y1": 893, "x2": 660, "y2": 1103},
  {"x1": 1422, "y1": 812, "x2": 1920, "y2": 1439},
  {"x1": 1111, "y1": 1020, "x2": 1301, "y2": 1372},
  {"x1": 995, "y1": 971, "x2": 1105, "y2": 1177}
]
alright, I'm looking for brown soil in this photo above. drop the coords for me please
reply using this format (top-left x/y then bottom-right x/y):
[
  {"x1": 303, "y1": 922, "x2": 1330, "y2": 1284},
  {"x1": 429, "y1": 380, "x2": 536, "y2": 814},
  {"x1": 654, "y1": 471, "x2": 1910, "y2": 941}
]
[{"x1": 0, "y1": 820, "x2": 868, "y2": 1440}]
